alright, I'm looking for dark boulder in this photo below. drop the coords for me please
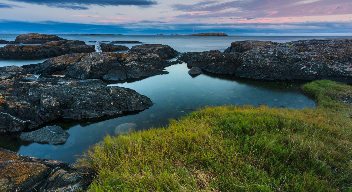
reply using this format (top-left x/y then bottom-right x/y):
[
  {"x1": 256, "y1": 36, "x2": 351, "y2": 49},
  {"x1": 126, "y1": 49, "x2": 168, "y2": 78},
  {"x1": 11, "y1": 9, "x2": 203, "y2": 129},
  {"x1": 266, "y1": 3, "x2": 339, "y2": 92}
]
[
  {"x1": 14, "y1": 33, "x2": 64, "y2": 44},
  {"x1": 0, "y1": 72, "x2": 153, "y2": 133},
  {"x1": 20, "y1": 125, "x2": 70, "y2": 145},
  {"x1": 188, "y1": 67, "x2": 203, "y2": 76},
  {"x1": 0, "y1": 148, "x2": 94, "y2": 192}
]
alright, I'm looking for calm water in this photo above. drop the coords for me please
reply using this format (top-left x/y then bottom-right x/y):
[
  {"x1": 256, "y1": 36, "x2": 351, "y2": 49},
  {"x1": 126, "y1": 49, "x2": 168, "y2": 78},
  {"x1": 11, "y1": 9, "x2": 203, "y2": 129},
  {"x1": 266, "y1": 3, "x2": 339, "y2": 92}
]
[{"x1": 0, "y1": 34, "x2": 340, "y2": 163}]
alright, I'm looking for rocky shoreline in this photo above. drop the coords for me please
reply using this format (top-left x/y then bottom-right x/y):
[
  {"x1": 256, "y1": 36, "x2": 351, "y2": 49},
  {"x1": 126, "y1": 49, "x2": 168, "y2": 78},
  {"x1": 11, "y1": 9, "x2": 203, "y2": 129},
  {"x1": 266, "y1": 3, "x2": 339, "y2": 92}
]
[
  {"x1": 1, "y1": 33, "x2": 352, "y2": 191},
  {"x1": 179, "y1": 39, "x2": 352, "y2": 84}
]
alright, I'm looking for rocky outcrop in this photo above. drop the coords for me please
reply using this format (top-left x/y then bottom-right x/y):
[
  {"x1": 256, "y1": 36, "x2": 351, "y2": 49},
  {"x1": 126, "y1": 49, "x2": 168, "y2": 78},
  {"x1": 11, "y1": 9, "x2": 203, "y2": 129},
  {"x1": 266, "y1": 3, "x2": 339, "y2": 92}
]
[
  {"x1": 14, "y1": 33, "x2": 64, "y2": 44},
  {"x1": 179, "y1": 39, "x2": 352, "y2": 83},
  {"x1": 129, "y1": 44, "x2": 179, "y2": 60},
  {"x1": 0, "y1": 71, "x2": 153, "y2": 133},
  {"x1": 0, "y1": 40, "x2": 9, "y2": 44},
  {"x1": 20, "y1": 125, "x2": 70, "y2": 145},
  {"x1": 188, "y1": 67, "x2": 203, "y2": 76},
  {"x1": 0, "y1": 40, "x2": 95, "y2": 60},
  {"x1": 236, "y1": 39, "x2": 352, "y2": 81},
  {"x1": 0, "y1": 148, "x2": 94, "y2": 192},
  {"x1": 23, "y1": 44, "x2": 180, "y2": 81}
]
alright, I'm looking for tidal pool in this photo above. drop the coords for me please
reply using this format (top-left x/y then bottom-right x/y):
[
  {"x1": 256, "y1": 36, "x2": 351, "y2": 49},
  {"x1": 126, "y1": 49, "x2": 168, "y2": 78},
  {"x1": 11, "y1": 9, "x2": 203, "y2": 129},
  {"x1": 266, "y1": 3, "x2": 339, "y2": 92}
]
[{"x1": 0, "y1": 63, "x2": 316, "y2": 163}]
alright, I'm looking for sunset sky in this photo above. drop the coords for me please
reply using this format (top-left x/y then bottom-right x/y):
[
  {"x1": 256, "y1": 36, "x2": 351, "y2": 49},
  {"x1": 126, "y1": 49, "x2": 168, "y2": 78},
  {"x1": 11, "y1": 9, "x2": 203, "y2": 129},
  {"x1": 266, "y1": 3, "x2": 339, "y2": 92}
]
[{"x1": 1, "y1": 0, "x2": 352, "y2": 35}]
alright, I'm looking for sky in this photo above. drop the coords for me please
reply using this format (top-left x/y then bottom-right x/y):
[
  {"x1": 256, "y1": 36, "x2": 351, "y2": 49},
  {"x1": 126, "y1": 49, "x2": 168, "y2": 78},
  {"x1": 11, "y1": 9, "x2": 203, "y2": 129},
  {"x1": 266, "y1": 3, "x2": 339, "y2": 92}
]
[{"x1": 0, "y1": 0, "x2": 352, "y2": 35}]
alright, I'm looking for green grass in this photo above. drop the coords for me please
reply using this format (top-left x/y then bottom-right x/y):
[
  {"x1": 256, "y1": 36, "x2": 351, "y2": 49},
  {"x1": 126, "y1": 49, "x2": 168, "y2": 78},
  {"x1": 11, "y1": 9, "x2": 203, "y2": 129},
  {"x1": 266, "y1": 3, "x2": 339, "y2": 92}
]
[{"x1": 79, "y1": 80, "x2": 352, "y2": 191}]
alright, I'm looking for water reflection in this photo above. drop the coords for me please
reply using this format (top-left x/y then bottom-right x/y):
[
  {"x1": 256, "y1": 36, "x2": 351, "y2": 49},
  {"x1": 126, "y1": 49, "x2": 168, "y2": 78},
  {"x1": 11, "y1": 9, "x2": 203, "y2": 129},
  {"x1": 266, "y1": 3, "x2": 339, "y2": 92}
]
[{"x1": 0, "y1": 63, "x2": 316, "y2": 163}]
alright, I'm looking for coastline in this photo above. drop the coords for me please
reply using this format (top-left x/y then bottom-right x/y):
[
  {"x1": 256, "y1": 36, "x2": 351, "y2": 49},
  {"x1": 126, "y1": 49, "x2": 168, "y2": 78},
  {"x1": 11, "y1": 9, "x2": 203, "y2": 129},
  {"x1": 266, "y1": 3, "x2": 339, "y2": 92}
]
[{"x1": 1, "y1": 33, "x2": 352, "y2": 191}]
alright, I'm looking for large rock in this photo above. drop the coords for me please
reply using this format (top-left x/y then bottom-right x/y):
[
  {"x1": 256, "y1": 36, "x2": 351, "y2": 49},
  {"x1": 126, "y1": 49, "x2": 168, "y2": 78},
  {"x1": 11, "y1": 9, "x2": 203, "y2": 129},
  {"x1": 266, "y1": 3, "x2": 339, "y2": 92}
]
[
  {"x1": 20, "y1": 125, "x2": 70, "y2": 145},
  {"x1": 14, "y1": 33, "x2": 64, "y2": 44},
  {"x1": 23, "y1": 47, "x2": 179, "y2": 81},
  {"x1": 0, "y1": 148, "x2": 93, "y2": 192},
  {"x1": 0, "y1": 72, "x2": 153, "y2": 133}
]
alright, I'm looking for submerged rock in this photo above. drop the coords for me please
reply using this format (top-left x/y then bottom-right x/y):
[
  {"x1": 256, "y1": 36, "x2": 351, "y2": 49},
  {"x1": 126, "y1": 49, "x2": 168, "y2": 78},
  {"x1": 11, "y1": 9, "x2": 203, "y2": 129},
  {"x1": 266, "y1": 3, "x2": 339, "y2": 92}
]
[
  {"x1": 0, "y1": 148, "x2": 94, "y2": 192},
  {"x1": 114, "y1": 123, "x2": 137, "y2": 136},
  {"x1": 0, "y1": 73, "x2": 153, "y2": 133},
  {"x1": 20, "y1": 125, "x2": 70, "y2": 145}
]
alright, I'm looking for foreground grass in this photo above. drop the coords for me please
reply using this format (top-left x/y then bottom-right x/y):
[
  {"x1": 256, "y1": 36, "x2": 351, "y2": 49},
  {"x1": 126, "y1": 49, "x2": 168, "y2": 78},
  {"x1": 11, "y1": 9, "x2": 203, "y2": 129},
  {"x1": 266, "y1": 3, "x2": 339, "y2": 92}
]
[{"x1": 80, "y1": 80, "x2": 352, "y2": 191}]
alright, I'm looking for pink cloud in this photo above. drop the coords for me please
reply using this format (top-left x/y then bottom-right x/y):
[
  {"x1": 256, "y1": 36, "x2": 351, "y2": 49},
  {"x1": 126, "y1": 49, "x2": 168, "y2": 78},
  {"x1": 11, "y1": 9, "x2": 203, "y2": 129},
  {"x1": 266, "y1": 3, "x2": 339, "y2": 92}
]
[{"x1": 173, "y1": 0, "x2": 352, "y2": 22}]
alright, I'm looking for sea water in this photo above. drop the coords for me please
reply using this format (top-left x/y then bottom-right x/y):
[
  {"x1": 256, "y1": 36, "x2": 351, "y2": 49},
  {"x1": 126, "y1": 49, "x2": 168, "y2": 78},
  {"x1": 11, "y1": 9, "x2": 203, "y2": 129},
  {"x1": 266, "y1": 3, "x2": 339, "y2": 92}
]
[{"x1": 0, "y1": 34, "x2": 345, "y2": 163}]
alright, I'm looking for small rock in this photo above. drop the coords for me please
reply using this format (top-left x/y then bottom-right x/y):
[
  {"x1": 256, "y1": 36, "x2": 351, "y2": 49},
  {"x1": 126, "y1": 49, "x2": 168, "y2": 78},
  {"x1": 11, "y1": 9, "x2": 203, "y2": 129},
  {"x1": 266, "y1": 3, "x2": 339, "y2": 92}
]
[
  {"x1": 20, "y1": 125, "x2": 70, "y2": 145},
  {"x1": 188, "y1": 67, "x2": 203, "y2": 76}
]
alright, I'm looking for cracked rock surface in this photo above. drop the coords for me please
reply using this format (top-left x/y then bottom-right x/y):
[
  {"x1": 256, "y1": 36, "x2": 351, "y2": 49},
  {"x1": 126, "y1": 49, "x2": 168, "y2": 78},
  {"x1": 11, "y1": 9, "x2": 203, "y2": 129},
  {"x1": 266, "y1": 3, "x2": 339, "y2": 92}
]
[{"x1": 0, "y1": 67, "x2": 153, "y2": 133}]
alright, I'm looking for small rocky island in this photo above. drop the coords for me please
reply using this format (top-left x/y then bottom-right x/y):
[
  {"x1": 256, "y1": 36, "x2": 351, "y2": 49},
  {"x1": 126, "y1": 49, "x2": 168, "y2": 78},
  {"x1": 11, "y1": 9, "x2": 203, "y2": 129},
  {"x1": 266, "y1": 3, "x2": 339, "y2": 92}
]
[{"x1": 190, "y1": 33, "x2": 228, "y2": 36}]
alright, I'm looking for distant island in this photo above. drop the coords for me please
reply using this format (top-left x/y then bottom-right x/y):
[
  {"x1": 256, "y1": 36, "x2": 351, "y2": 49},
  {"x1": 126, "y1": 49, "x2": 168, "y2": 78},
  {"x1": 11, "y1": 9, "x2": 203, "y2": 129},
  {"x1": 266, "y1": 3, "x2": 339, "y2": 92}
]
[{"x1": 190, "y1": 33, "x2": 228, "y2": 36}]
